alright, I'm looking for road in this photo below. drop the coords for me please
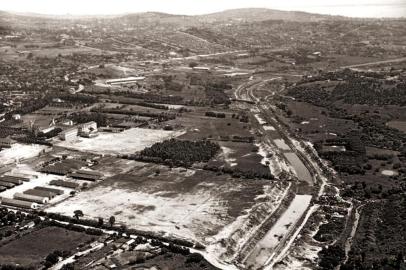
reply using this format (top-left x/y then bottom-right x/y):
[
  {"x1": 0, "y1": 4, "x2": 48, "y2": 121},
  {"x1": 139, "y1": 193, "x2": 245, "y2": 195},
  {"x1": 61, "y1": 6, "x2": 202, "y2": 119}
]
[
  {"x1": 341, "y1": 56, "x2": 406, "y2": 69},
  {"x1": 234, "y1": 75, "x2": 326, "y2": 269}
]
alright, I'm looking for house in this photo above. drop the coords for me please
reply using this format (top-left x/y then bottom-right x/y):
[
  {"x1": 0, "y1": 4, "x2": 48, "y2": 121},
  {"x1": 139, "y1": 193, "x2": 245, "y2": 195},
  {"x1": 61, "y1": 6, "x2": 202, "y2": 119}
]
[{"x1": 1, "y1": 198, "x2": 39, "y2": 209}]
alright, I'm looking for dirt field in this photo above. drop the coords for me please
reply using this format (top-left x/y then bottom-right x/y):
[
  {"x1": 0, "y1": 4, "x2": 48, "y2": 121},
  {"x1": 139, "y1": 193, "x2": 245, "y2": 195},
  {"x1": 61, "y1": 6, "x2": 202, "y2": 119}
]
[
  {"x1": 0, "y1": 226, "x2": 94, "y2": 267},
  {"x1": 56, "y1": 128, "x2": 185, "y2": 155},
  {"x1": 0, "y1": 143, "x2": 48, "y2": 165},
  {"x1": 46, "y1": 163, "x2": 288, "y2": 260}
]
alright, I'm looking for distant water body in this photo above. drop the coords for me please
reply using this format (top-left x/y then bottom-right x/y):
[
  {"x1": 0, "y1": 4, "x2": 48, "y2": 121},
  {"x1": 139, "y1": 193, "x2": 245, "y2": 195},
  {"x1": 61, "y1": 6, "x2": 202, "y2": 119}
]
[{"x1": 301, "y1": 4, "x2": 406, "y2": 18}]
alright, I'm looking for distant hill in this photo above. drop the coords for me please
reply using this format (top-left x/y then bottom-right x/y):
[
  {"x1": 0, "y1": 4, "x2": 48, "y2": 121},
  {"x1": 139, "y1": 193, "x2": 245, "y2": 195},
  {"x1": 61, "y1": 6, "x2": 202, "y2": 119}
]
[
  {"x1": 197, "y1": 8, "x2": 344, "y2": 22},
  {"x1": 0, "y1": 8, "x2": 345, "y2": 23}
]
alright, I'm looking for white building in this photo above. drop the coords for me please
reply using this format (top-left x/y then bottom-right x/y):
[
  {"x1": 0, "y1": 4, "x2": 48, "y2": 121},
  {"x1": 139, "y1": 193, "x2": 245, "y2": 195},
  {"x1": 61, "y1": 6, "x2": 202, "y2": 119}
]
[
  {"x1": 79, "y1": 121, "x2": 97, "y2": 133},
  {"x1": 58, "y1": 128, "x2": 78, "y2": 142}
]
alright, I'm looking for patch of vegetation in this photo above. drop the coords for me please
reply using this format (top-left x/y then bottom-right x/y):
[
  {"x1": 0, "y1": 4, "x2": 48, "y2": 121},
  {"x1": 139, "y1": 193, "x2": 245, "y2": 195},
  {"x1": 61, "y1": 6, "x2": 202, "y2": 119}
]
[{"x1": 138, "y1": 139, "x2": 220, "y2": 167}]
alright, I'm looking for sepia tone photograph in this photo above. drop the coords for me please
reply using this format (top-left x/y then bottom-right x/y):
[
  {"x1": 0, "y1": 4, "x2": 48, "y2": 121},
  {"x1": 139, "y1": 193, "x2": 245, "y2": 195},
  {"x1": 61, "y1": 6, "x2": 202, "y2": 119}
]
[{"x1": 0, "y1": 0, "x2": 405, "y2": 269}]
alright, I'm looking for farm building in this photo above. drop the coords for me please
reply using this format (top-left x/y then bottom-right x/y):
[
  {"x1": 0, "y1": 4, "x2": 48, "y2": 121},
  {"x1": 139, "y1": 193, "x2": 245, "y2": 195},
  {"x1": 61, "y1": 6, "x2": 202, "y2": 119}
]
[
  {"x1": 0, "y1": 181, "x2": 15, "y2": 189},
  {"x1": 7, "y1": 172, "x2": 36, "y2": 179},
  {"x1": 14, "y1": 193, "x2": 49, "y2": 204},
  {"x1": 24, "y1": 189, "x2": 57, "y2": 199},
  {"x1": 106, "y1": 76, "x2": 145, "y2": 85},
  {"x1": 0, "y1": 137, "x2": 16, "y2": 148},
  {"x1": 0, "y1": 176, "x2": 25, "y2": 185},
  {"x1": 70, "y1": 169, "x2": 103, "y2": 181},
  {"x1": 41, "y1": 159, "x2": 86, "y2": 176},
  {"x1": 34, "y1": 186, "x2": 64, "y2": 195},
  {"x1": 1, "y1": 197, "x2": 38, "y2": 209},
  {"x1": 50, "y1": 180, "x2": 80, "y2": 189},
  {"x1": 59, "y1": 127, "x2": 78, "y2": 142}
]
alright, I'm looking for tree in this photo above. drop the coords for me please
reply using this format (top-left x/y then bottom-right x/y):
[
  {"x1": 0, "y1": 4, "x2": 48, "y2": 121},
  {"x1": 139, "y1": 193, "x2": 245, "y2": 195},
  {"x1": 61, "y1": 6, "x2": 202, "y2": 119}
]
[
  {"x1": 73, "y1": 210, "x2": 84, "y2": 220},
  {"x1": 97, "y1": 217, "x2": 104, "y2": 227},
  {"x1": 188, "y1": 62, "x2": 198, "y2": 68},
  {"x1": 109, "y1": 216, "x2": 116, "y2": 227}
]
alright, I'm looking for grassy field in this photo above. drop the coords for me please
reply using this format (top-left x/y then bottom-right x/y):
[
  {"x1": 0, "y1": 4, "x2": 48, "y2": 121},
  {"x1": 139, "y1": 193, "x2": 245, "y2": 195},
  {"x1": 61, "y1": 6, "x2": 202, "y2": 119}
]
[{"x1": 0, "y1": 226, "x2": 95, "y2": 267}]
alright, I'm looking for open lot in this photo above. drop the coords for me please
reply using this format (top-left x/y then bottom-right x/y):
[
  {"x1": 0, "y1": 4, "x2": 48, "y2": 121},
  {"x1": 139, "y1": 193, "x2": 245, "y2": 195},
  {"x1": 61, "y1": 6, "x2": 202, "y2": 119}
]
[
  {"x1": 47, "y1": 162, "x2": 288, "y2": 260},
  {"x1": 0, "y1": 226, "x2": 95, "y2": 267},
  {"x1": 0, "y1": 143, "x2": 49, "y2": 165},
  {"x1": 56, "y1": 128, "x2": 185, "y2": 155}
]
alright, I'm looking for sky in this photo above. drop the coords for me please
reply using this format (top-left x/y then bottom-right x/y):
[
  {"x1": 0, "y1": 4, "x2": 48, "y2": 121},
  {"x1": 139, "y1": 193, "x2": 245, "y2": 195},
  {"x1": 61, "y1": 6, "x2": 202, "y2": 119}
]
[{"x1": 1, "y1": 0, "x2": 406, "y2": 18}]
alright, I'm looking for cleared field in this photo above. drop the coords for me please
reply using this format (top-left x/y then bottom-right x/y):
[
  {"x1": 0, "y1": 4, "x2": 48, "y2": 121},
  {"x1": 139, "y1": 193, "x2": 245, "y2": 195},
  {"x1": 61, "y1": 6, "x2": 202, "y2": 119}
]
[
  {"x1": 209, "y1": 141, "x2": 270, "y2": 175},
  {"x1": 387, "y1": 120, "x2": 406, "y2": 133},
  {"x1": 0, "y1": 226, "x2": 94, "y2": 267},
  {"x1": 0, "y1": 143, "x2": 48, "y2": 165},
  {"x1": 173, "y1": 113, "x2": 252, "y2": 141},
  {"x1": 47, "y1": 164, "x2": 288, "y2": 261},
  {"x1": 56, "y1": 128, "x2": 185, "y2": 155}
]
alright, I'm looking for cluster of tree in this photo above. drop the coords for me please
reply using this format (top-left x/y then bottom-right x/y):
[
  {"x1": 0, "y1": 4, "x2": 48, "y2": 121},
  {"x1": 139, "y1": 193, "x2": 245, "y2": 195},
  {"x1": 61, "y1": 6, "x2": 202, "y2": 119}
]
[
  {"x1": 37, "y1": 211, "x2": 202, "y2": 249},
  {"x1": 138, "y1": 139, "x2": 220, "y2": 167},
  {"x1": 37, "y1": 128, "x2": 62, "y2": 139},
  {"x1": 232, "y1": 113, "x2": 249, "y2": 123},
  {"x1": 344, "y1": 198, "x2": 406, "y2": 269},
  {"x1": 288, "y1": 71, "x2": 406, "y2": 107},
  {"x1": 0, "y1": 265, "x2": 35, "y2": 270},
  {"x1": 205, "y1": 111, "x2": 226, "y2": 118},
  {"x1": 50, "y1": 94, "x2": 97, "y2": 105},
  {"x1": 0, "y1": 208, "x2": 41, "y2": 241},
  {"x1": 0, "y1": 127, "x2": 25, "y2": 139},
  {"x1": 203, "y1": 165, "x2": 274, "y2": 180},
  {"x1": 91, "y1": 107, "x2": 176, "y2": 122},
  {"x1": 112, "y1": 92, "x2": 184, "y2": 105},
  {"x1": 119, "y1": 100, "x2": 169, "y2": 110},
  {"x1": 318, "y1": 244, "x2": 345, "y2": 270},
  {"x1": 68, "y1": 112, "x2": 108, "y2": 127},
  {"x1": 43, "y1": 219, "x2": 103, "y2": 236},
  {"x1": 216, "y1": 135, "x2": 255, "y2": 143},
  {"x1": 5, "y1": 98, "x2": 48, "y2": 120},
  {"x1": 204, "y1": 82, "x2": 232, "y2": 105}
]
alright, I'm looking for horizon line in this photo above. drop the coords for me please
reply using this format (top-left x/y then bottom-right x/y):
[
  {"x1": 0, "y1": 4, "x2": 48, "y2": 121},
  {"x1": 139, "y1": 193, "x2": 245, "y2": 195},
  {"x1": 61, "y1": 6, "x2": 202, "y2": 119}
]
[{"x1": 2, "y1": 7, "x2": 406, "y2": 19}]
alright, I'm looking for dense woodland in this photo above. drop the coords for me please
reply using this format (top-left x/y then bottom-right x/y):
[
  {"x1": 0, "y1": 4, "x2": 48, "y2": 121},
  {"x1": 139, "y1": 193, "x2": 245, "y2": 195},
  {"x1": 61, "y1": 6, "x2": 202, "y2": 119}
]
[{"x1": 138, "y1": 139, "x2": 220, "y2": 167}]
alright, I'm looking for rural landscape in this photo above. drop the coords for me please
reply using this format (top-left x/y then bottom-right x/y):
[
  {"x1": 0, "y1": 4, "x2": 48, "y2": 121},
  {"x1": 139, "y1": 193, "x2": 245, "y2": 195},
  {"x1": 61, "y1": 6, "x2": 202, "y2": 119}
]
[{"x1": 0, "y1": 5, "x2": 405, "y2": 270}]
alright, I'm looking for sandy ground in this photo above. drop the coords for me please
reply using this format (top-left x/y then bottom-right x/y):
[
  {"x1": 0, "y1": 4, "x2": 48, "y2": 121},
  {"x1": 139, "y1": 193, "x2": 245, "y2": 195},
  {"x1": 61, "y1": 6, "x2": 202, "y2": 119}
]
[
  {"x1": 46, "y1": 175, "x2": 289, "y2": 266},
  {"x1": 221, "y1": 146, "x2": 237, "y2": 167},
  {"x1": 56, "y1": 128, "x2": 185, "y2": 155},
  {"x1": 0, "y1": 144, "x2": 48, "y2": 165},
  {"x1": 256, "y1": 143, "x2": 294, "y2": 177},
  {"x1": 254, "y1": 114, "x2": 267, "y2": 125},
  {"x1": 263, "y1": 125, "x2": 276, "y2": 131},
  {"x1": 273, "y1": 139, "x2": 291, "y2": 151}
]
